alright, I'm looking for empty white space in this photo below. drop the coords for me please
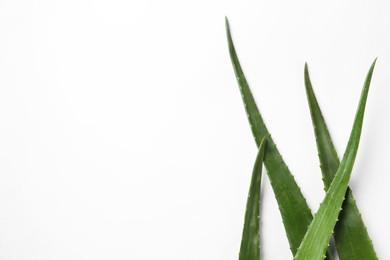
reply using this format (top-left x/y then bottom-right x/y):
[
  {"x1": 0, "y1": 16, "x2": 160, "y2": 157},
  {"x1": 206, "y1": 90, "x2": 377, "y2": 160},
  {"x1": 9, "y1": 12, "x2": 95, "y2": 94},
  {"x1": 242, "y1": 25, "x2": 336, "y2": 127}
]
[{"x1": 0, "y1": 0, "x2": 389, "y2": 259}]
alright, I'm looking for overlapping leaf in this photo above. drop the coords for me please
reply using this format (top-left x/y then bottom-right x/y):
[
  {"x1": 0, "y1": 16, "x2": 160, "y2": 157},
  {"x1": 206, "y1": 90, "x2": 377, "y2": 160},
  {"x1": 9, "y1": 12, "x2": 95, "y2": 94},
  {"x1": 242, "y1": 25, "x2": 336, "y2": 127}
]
[
  {"x1": 294, "y1": 60, "x2": 377, "y2": 260},
  {"x1": 304, "y1": 64, "x2": 378, "y2": 259}
]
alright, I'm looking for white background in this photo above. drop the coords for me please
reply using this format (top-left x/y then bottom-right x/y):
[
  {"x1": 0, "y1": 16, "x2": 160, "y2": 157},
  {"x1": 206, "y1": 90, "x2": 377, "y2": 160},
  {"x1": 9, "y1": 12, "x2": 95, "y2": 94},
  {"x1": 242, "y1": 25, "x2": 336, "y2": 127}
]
[{"x1": 0, "y1": 0, "x2": 389, "y2": 259}]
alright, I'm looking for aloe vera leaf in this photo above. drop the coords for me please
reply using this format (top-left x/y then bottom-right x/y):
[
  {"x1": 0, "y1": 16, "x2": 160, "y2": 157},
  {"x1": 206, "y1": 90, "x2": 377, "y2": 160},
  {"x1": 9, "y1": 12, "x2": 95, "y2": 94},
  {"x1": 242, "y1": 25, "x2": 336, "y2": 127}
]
[
  {"x1": 225, "y1": 17, "x2": 333, "y2": 259},
  {"x1": 294, "y1": 59, "x2": 377, "y2": 260},
  {"x1": 304, "y1": 64, "x2": 378, "y2": 259},
  {"x1": 239, "y1": 138, "x2": 266, "y2": 260}
]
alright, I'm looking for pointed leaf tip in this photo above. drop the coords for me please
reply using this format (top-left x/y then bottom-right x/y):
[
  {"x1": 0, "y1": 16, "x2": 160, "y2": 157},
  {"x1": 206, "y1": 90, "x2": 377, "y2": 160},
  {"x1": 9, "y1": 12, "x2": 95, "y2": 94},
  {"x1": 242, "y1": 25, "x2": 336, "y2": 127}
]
[{"x1": 239, "y1": 137, "x2": 266, "y2": 260}]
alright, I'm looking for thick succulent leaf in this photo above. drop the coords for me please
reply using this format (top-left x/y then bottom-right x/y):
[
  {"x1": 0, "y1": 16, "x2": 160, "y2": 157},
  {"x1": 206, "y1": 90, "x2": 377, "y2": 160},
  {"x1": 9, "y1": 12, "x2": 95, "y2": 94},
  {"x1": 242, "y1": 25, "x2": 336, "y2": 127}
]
[
  {"x1": 305, "y1": 64, "x2": 378, "y2": 259},
  {"x1": 225, "y1": 17, "x2": 333, "y2": 259},
  {"x1": 239, "y1": 138, "x2": 266, "y2": 260},
  {"x1": 294, "y1": 60, "x2": 376, "y2": 260}
]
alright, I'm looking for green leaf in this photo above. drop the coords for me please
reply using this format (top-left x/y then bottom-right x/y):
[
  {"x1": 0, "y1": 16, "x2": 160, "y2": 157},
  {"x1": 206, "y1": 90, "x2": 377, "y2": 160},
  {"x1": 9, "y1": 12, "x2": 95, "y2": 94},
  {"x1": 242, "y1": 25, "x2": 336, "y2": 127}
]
[
  {"x1": 225, "y1": 17, "x2": 333, "y2": 259},
  {"x1": 294, "y1": 59, "x2": 377, "y2": 260},
  {"x1": 239, "y1": 138, "x2": 266, "y2": 260},
  {"x1": 304, "y1": 63, "x2": 378, "y2": 259}
]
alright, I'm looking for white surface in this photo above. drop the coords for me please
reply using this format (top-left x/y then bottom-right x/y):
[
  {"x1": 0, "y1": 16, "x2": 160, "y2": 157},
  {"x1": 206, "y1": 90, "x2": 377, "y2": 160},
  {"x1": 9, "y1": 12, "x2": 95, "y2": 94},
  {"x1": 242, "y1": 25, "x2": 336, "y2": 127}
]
[{"x1": 0, "y1": 0, "x2": 389, "y2": 259}]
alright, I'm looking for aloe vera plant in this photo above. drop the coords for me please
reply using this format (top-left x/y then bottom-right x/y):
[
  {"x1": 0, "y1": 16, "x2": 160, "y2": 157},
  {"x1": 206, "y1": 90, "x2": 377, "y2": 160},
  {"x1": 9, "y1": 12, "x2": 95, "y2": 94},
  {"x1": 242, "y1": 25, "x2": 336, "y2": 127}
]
[
  {"x1": 294, "y1": 60, "x2": 377, "y2": 260},
  {"x1": 239, "y1": 138, "x2": 266, "y2": 260},
  {"x1": 225, "y1": 17, "x2": 333, "y2": 259},
  {"x1": 304, "y1": 64, "x2": 378, "y2": 259}
]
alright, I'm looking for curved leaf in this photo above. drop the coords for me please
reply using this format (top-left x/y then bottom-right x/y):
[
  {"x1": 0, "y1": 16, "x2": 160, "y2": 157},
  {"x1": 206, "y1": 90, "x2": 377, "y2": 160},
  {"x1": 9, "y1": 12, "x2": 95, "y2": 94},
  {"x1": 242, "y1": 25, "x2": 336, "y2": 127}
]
[{"x1": 225, "y1": 17, "x2": 333, "y2": 259}]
